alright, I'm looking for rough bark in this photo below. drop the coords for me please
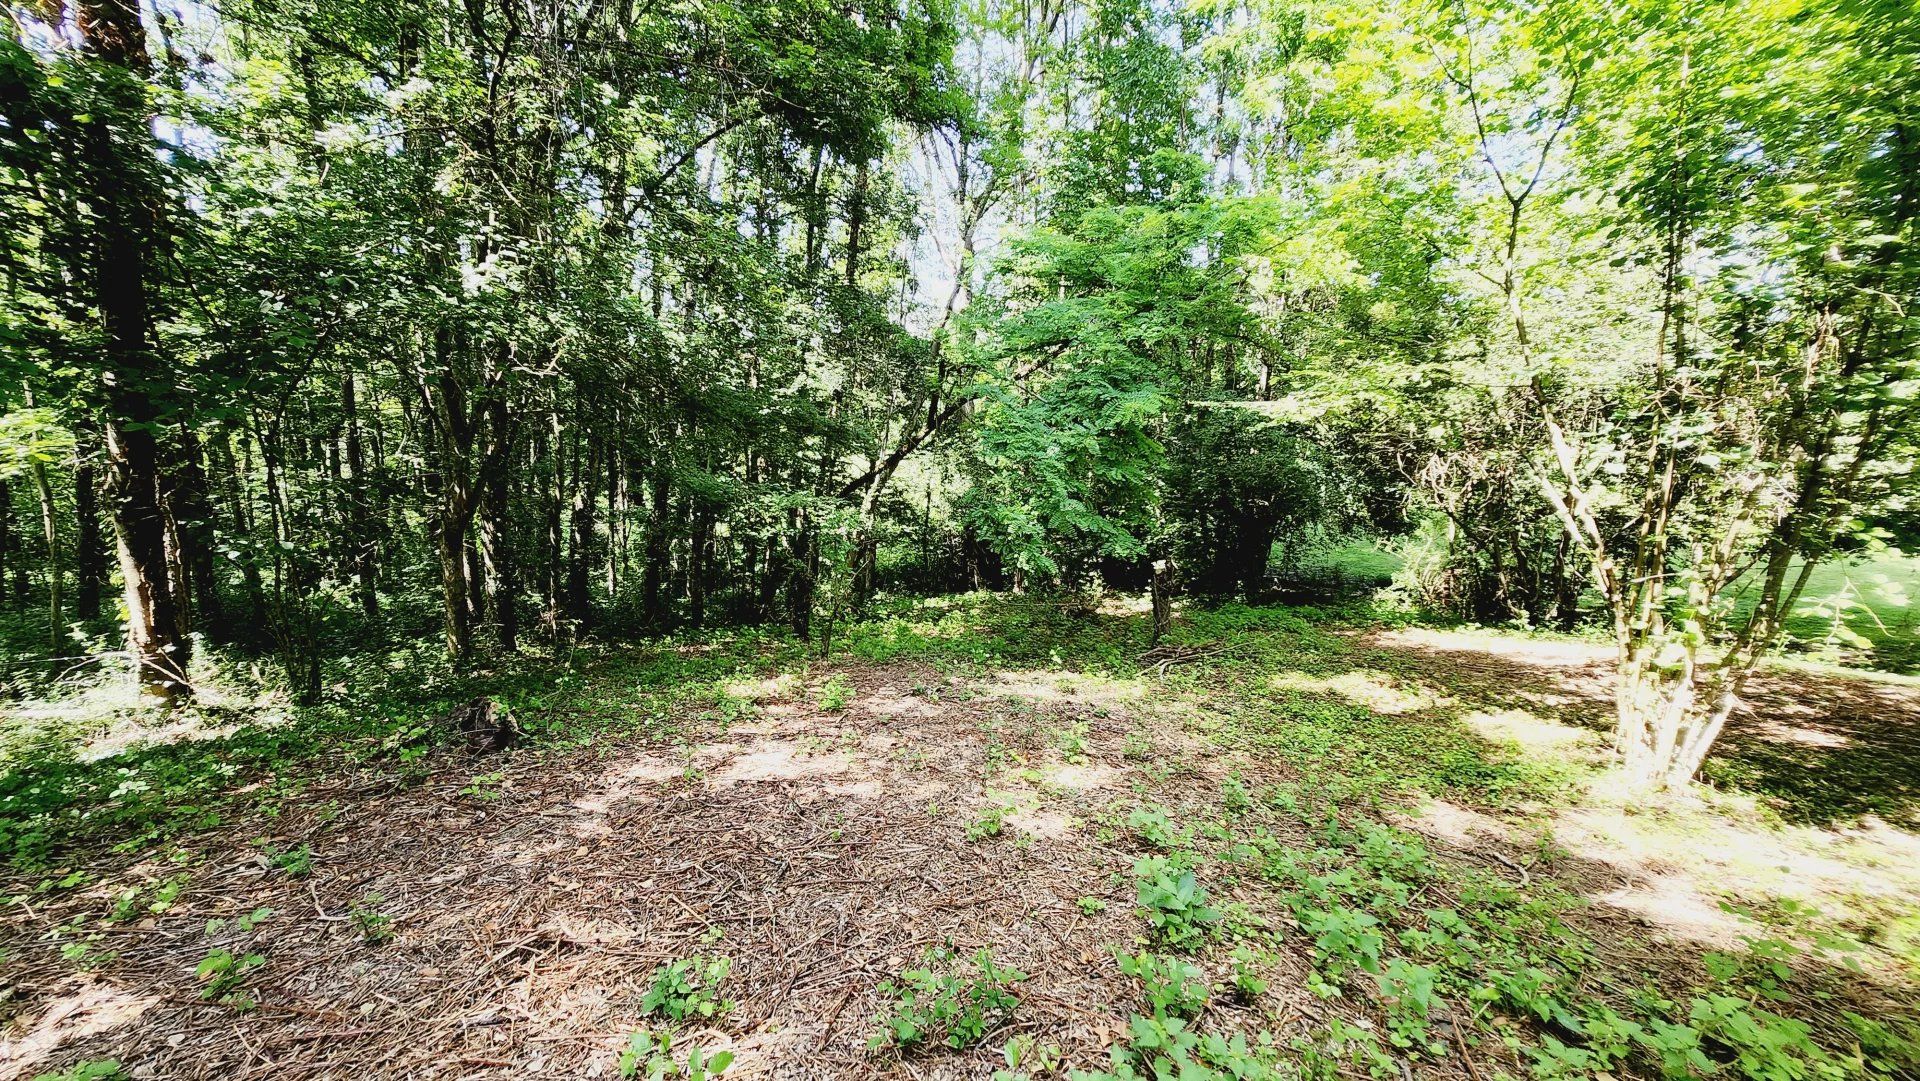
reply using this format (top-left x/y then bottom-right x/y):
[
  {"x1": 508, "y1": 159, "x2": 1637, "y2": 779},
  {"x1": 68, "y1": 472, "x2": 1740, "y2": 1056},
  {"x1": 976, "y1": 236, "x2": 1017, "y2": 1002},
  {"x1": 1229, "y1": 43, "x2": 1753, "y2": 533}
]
[{"x1": 79, "y1": 0, "x2": 191, "y2": 700}]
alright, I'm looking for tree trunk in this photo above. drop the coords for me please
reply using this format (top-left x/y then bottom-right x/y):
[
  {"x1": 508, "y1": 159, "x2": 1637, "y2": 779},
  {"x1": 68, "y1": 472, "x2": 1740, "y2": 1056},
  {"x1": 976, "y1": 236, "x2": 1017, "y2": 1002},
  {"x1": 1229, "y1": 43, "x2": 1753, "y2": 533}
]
[
  {"x1": 1150, "y1": 559, "x2": 1174, "y2": 645},
  {"x1": 170, "y1": 430, "x2": 222, "y2": 633},
  {"x1": 565, "y1": 440, "x2": 600, "y2": 632},
  {"x1": 80, "y1": 0, "x2": 191, "y2": 701},
  {"x1": 640, "y1": 459, "x2": 671, "y2": 629},
  {"x1": 0, "y1": 479, "x2": 15, "y2": 606},
  {"x1": 481, "y1": 397, "x2": 516, "y2": 651},
  {"x1": 342, "y1": 373, "x2": 378, "y2": 620},
  {"x1": 74, "y1": 458, "x2": 106, "y2": 619},
  {"x1": 28, "y1": 455, "x2": 61, "y2": 650},
  {"x1": 440, "y1": 511, "x2": 474, "y2": 660},
  {"x1": 215, "y1": 428, "x2": 269, "y2": 634},
  {"x1": 688, "y1": 506, "x2": 712, "y2": 630},
  {"x1": 787, "y1": 511, "x2": 816, "y2": 641}
]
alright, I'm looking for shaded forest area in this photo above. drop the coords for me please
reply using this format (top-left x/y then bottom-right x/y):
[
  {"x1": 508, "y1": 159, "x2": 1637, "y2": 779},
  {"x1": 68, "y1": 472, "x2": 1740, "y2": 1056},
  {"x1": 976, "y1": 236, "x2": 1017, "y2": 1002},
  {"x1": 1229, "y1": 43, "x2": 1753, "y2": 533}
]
[{"x1": 2, "y1": 0, "x2": 1919, "y2": 1078}]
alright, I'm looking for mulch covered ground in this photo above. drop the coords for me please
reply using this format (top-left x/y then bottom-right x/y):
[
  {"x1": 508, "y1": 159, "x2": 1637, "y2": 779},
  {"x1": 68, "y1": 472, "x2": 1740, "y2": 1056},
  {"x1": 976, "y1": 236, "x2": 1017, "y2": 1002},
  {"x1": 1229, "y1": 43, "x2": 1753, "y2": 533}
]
[
  {"x1": 8, "y1": 638, "x2": 1919, "y2": 1080},
  {"x1": 0, "y1": 662, "x2": 1309, "y2": 1080}
]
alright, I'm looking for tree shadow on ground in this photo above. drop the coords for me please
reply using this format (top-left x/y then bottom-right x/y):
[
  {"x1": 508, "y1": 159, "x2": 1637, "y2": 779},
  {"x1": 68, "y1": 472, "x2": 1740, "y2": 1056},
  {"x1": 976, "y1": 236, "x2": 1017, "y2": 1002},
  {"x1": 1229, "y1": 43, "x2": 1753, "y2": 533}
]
[{"x1": 1359, "y1": 629, "x2": 1920, "y2": 830}]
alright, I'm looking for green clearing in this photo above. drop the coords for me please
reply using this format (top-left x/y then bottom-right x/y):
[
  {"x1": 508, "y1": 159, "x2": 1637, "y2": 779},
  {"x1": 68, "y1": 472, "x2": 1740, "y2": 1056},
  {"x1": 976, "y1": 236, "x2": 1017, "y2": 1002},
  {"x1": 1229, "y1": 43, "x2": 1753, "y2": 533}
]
[{"x1": 5, "y1": 596, "x2": 1917, "y2": 1079}]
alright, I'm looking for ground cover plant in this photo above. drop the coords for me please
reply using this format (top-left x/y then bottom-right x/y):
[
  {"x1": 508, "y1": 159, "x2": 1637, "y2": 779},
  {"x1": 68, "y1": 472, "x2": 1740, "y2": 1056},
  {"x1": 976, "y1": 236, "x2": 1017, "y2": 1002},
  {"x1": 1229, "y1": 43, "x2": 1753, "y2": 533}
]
[{"x1": 2, "y1": 594, "x2": 1916, "y2": 1079}]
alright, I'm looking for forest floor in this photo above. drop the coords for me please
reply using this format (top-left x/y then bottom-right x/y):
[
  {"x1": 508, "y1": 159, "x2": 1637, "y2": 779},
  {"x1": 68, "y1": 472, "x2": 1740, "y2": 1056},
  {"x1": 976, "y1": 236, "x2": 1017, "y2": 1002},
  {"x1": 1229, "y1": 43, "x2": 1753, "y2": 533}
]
[{"x1": 2, "y1": 598, "x2": 1919, "y2": 1081}]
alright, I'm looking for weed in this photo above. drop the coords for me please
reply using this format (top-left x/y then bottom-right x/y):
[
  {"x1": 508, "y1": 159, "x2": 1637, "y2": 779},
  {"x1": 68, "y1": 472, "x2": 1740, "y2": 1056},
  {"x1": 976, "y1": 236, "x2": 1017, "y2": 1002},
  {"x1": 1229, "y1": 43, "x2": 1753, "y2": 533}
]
[
  {"x1": 1076, "y1": 1014, "x2": 1280, "y2": 1081},
  {"x1": 30, "y1": 1062, "x2": 125, "y2": 1081},
  {"x1": 617, "y1": 1029, "x2": 733, "y2": 1080},
  {"x1": 55, "y1": 920, "x2": 114, "y2": 971},
  {"x1": 967, "y1": 802, "x2": 1015, "y2": 842},
  {"x1": 998, "y1": 1034, "x2": 1063, "y2": 1077},
  {"x1": 350, "y1": 894, "x2": 394, "y2": 945},
  {"x1": 105, "y1": 873, "x2": 188, "y2": 924},
  {"x1": 1058, "y1": 722, "x2": 1090, "y2": 762},
  {"x1": 818, "y1": 674, "x2": 855, "y2": 712},
  {"x1": 1126, "y1": 805, "x2": 1190, "y2": 850},
  {"x1": 205, "y1": 905, "x2": 273, "y2": 937},
  {"x1": 460, "y1": 772, "x2": 505, "y2": 800},
  {"x1": 641, "y1": 956, "x2": 734, "y2": 1021},
  {"x1": 195, "y1": 947, "x2": 264, "y2": 1009},
  {"x1": 265, "y1": 843, "x2": 313, "y2": 877},
  {"x1": 869, "y1": 947, "x2": 1026, "y2": 1052},
  {"x1": 1077, "y1": 896, "x2": 1109, "y2": 915},
  {"x1": 1133, "y1": 856, "x2": 1221, "y2": 951},
  {"x1": 1228, "y1": 945, "x2": 1268, "y2": 1001},
  {"x1": 1220, "y1": 774, "x2": 1253, "y2": 815},
  {"x1": 1113, "y1": 949, "x2": 1210, "y2": 1018}
]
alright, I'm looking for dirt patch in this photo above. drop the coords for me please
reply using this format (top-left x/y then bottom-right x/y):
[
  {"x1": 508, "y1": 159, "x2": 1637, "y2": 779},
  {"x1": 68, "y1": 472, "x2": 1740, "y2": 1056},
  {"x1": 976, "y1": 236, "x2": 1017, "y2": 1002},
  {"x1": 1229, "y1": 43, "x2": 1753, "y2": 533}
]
[{"x1": 0, "y1": 662, "x2": 1194, "y2": 1080}]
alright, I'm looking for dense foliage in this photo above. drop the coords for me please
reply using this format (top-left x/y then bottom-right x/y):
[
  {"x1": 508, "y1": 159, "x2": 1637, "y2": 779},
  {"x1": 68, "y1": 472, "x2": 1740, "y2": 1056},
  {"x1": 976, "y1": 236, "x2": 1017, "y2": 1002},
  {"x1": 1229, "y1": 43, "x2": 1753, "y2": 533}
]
[{"x1": 1, "y1": 0, "x2": 1915, "y2": 786}]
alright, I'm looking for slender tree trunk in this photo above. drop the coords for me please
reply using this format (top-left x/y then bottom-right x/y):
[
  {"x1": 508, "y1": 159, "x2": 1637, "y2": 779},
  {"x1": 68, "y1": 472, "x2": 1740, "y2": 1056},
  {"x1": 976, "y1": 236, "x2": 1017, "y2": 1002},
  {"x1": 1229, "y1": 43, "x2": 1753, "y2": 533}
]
[
  {"x1": 28, "y1": 456, "x2": 61, "y2": 650},
  {"x1": 565, "y1": 441, "x2": 601, "y2": 633},
  {"x1": 688, "y1": 504, "x2": 712, "y2": 630},
  {"x1": 640, "y1": 458, "x2": 671, "y2": 629},
  {"x1": 215, "y1": 428, "x2": 268, "y2": 633},
  {"x1": 74, "y1": 457, "x2": 105, "y2": 619},
  {"x1": 538, "y1": 415, "x2": 563, "y2": 637},
  {"x1": 342, "y1": 373, "x2": 378, "y2": 620},
  {"x1": 171, "y1": 430, "x2": 221, "y2": 633},
  {"x1": 788, "y1": 510, "x2": 815, "y2": 641},
  {"x1": 0, "y1": 479, "x2": 14, "y2": 606}
]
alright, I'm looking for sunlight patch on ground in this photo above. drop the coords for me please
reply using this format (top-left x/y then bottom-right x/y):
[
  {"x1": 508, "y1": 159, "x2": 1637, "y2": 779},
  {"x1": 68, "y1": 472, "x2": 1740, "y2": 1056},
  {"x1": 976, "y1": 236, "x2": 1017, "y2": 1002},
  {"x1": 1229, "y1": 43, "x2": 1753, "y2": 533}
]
[
  {"x1": 706, "y1": 741, "x2": 855, "y2": 786},
  {"x1": 544, "y1": 911, "x2": 638, "y2": 946},
  {"x1": 1375, "y1": 626, "x2": 1612, "y2": 668},
  {"x1": 1550, "y1": 782, "x2": 1920, "y2": 969},
  {"x1": 1043, "y1": 760, "x2": 1124, "y2": 792},
  {"x1": 860, "y1": 688, "x2": 948, "y2": 720},
  {"x1": 1007, "y1": 803, "x2": 1076, "y2": 840},
  {"x1": 1400, "y1": 798, "x2": 1513, "y2": 847},
  {"x1": 1269, "y1": 669, "x2": 1438, "y2": 714},
  {"x1": 987, "y1": 669, "x2": 1147, "y2": 708},
  {"x1": 0, "y1": 981, "x2": 156, "y2": 1081},
  {"x1": 1462, "y1": 708, "x2": 1596, "y2": 758},
  {"x1": 1598, "y1": 873, "x2": 1751, "y2": 949}
]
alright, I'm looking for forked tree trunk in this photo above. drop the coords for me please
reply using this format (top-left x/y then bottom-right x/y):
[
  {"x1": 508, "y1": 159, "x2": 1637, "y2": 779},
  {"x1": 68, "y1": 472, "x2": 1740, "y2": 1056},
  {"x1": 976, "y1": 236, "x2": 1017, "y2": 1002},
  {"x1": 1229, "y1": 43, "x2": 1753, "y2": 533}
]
[{"x1": 1613, "y1": 644, "x2": 1744, "y2": 789}]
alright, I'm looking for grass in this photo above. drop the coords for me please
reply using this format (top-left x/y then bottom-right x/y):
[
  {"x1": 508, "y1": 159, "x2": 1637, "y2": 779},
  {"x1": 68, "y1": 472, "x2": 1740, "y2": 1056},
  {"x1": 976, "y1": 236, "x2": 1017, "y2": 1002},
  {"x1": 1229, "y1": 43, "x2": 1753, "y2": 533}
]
[
  {"x1": 1741, "y1": 553, "x2": 1920, "y2": 673},
  {"x1": 1294, "y1": 536, "x2": 1920, "y2": 674},
  {"x1": 4, "y1": 592, "x2": 1919, "y2": 1080}
]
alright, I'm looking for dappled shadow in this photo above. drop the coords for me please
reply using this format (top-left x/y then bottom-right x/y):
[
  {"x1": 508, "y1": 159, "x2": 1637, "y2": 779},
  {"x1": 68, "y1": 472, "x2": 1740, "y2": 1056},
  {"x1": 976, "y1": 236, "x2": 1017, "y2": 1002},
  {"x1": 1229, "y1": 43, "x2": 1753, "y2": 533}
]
[
  {"x1": 1361, "y1": 628, "x2": 1920, "y2": 830},
  {"x1": 0, "y1": 662, "x2": 1179, "y2": 1081}
]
